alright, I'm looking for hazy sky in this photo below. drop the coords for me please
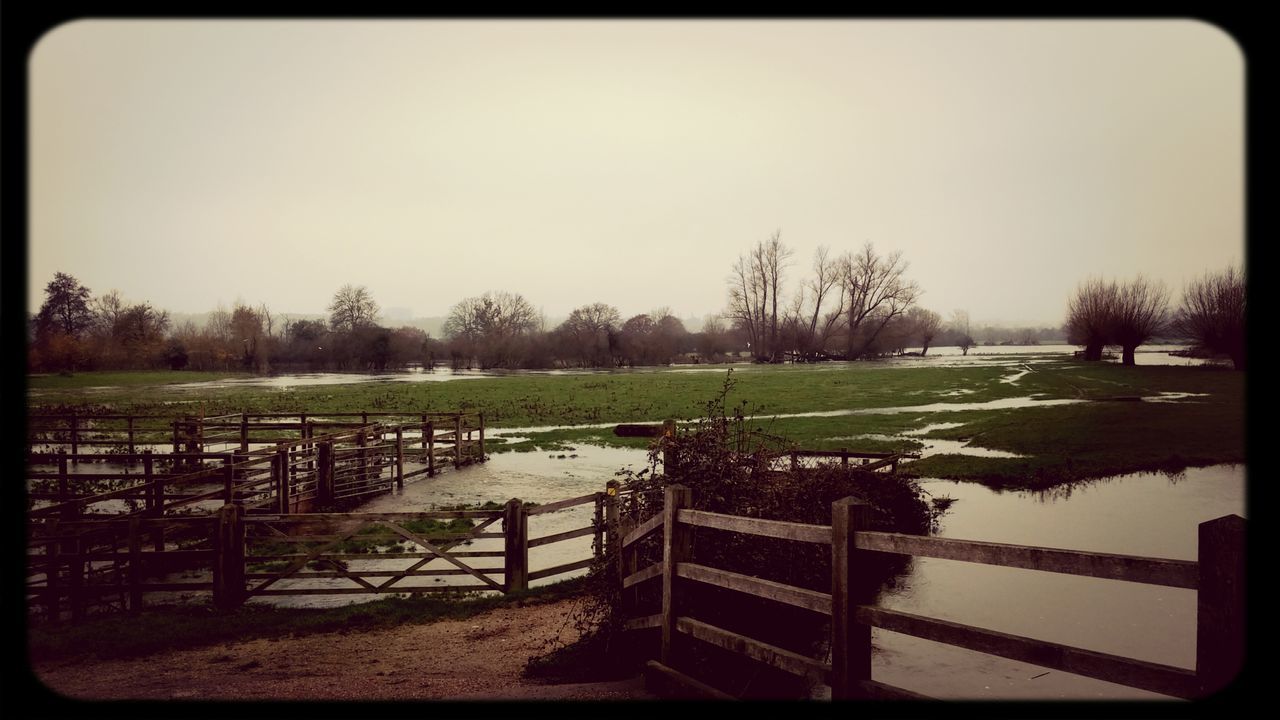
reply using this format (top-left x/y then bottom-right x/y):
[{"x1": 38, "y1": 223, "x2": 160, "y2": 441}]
[{"x1": 29, "y1": 19, "x2": 1243, "y2": 327}]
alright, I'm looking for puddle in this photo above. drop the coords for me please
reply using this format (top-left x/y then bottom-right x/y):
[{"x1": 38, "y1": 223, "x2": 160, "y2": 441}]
[
  {"x1": 998, "y1": 366, "x2": 1033, "y2": 385},
  {"x1": 1143, "y1": 392, "x2": 1211, "y2": 403}
]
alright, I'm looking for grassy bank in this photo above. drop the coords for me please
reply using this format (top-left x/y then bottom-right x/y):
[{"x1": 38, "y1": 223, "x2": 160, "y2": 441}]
[
  {"x1": 26, "y1": 359, "x2": 1244, "y2": 489},
  {"x1": 28, "y1": 578, "x2": 586, "y2": 664}
]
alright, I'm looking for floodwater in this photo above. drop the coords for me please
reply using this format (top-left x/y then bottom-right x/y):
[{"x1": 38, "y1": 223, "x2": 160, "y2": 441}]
[
  {"x1": 29, "y1": 344, "x2": 1224, "y2": 397},
  {"x1": 240, "y1": 446, "x2": 653, "y2": 609},
  {"x1": 236, "y1": 443, "x2": 1243, "y2": 701},
  {"x1": 875, "y1": 464, "x2": 1246, "y2": 700}
]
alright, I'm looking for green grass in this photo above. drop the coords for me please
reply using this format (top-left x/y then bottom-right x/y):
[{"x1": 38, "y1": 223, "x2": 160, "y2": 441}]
[
  {"x1": 27, "y1": 577, "x2": 587, "y2": 664},
  {"x1": 26, "y1": 359, "x2": 1244, "y2": 489},
  {"x1": 27, "y1": 370, "x2": 254, "y2": 390}
]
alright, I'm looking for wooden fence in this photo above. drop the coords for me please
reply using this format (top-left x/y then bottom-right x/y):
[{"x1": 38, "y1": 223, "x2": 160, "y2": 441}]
[
  {"x1": 27, "y1": 414, "x2": 486, "y2": 521},
  {"x1": 618, "y1": 484, "x2": 1245, "y2": 700},
  {"x1": 27, "y1": 487, "x2": 608, "y2": 619}
]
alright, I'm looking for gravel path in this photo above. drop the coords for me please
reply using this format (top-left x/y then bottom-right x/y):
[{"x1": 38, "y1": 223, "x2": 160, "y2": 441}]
[{"x1": 32, "y1": 598, "x2": 655, "y2": 702}]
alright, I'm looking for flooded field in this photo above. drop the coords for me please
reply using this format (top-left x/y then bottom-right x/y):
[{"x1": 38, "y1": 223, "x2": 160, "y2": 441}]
[{"x1": 226, "y1": 440, "x2": 1242, "y2": 700}]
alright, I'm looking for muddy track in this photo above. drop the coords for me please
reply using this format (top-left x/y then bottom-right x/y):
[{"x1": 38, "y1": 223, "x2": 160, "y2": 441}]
[{"x1": 31, "y1": 598, "x2": 654, "y2": 702}]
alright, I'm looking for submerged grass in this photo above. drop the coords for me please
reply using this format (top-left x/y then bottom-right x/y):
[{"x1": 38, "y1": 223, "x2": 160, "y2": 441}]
[
  {"x1": 26, "y1": 359, "x2": 1244, "y2": 489},
  {"x1": 27, "y1": 577, "x2": 587, "y2": 664}
]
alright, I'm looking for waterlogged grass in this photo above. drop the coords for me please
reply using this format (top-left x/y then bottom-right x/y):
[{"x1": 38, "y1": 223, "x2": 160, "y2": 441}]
[
  {"x1": 28, "y1": 577, "x2": 587, "y2": 663},
  {"x1": 28, "y1": 370, "x2": 254, "y2": 391},
  {"x1": 25, "y1": 360, "x2": 1244, "y2": 489}
]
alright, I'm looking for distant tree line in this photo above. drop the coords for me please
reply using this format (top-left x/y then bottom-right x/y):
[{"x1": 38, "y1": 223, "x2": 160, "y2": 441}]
[{"x1": 34, "y1": 256, "x2": 1237, "y2": 375}]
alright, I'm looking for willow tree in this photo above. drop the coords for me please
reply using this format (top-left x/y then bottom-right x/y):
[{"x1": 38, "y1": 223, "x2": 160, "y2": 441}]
[
  {"x1": 1109, "y1": 277, "x2": 1169, "y2": 366},
  {"x1": 1173, "y1": 265, "x2": 1246, "y2": 370},
  {"x1": 1066, "y1": 278, "x2": 1119, "y2": 361}
]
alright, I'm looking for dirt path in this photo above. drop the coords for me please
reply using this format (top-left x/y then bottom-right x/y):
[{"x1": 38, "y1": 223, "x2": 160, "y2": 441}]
[{"x1": 32, "y1": 598, "x2": 654, "y2": 702}]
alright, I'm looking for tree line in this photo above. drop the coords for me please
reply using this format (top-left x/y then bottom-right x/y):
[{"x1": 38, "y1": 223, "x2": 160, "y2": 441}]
[{"x1": 29, "y1": 247, "x2": 1243, "y2": 374}]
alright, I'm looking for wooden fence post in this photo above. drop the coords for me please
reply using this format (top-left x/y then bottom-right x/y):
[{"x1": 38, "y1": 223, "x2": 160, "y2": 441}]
[
  {"x1": 240, "y1": 412, "x2": 249, "y2": 452},
  {"x1": 478, "y1": 412, "x2": 486, "y2": 461},
  {"x1": 454, "y1": 415, "x2": 463, "y2": 468},
  {"x1": 58, "y1": 451, "x2": 74, "y2": 520},
  {"x1": 69, "y1": 413, "x2": 79, "y2": 459},
  {"x1": 605, "y1": 480, "x2": 620, "y2": 557},
  {"x1": 276, "y1": 447, "x2": 290, "y2": 514},
  {"x1": 1196, "y1": 514, "x2": 1246, "y2": 697},
  {"x1": 46, "y1": 520, "x2": 61, "y2": 622},
  {"x1": 841, "y1": 448, "x2": 849, "y2": 468},
  {"x1": 69, "y1": 535, "x2": 85, "y2": 623},
  {"x1": 213, "y1": 503, "x2": 246, "y2": 611},
  {"x1": 594, "y1": 493, "x2": 605, "y2": 561},
  {"x1": 503, "y1": 499, "x2": 528, "y2": 593},
  {"x1": 831, "y1": 496, "x2": 874, "y2": 699},
  {"x1": 660, "y1": 484, "x2": 693, "y2": 667},
  {"x1": 395, "y1": 426, "x2": 404, "y2": 490},
  {"x1": 661, "y1": 419, "x2": 677, "y2": 475},
  {"x1": 427, "y1": 421, "x2": 436, "y2": 476},
  {"x1": 223, "y1": 456, "x2": 235, "y2": 504},
  {"x1": 317, "y1": 441, "x2": 333, "y2": 508},
  {"x1": 127, "y1": 416, "x2": 135, "y2": 455},
  {"x1": 171, "y1": 419, "x2": 180, "y2": 455},
  {"x1": 129, "y1": 517, "x2": 143, "y2": 614}
]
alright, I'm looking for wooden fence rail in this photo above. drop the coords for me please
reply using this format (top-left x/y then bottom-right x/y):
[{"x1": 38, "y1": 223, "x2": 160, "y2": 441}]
[{"x1": 621, "y1": 484, "x2": 1245, "y2": 701}]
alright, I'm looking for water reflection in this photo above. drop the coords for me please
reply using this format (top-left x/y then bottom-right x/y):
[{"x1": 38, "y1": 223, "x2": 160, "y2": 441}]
[{"x1": 875, "y1": 464, "x2": 1245, "y2": 699}]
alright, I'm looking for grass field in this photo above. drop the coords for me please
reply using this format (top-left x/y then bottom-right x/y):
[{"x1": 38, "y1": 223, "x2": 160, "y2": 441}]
[{"x1": 26, "y1": 358, "x2": 1244, "y2": 489}]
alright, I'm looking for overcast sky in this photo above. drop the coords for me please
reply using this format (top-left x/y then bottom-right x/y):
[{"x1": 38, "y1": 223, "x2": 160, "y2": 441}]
[{"x1": 29, "y1": 19, "x2": 1243, "y2": 328}]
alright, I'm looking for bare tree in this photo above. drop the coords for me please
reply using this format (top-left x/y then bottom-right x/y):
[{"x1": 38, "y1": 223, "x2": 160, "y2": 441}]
[
  {"x1": 557, "y1": 302, "x2": 621, "y2": 367},
  {"x1": 786, "y1": 246, "x2": 848, "y2": 360},
  {"x1": 726, "y1": 231, "x2": 792, "y2": 361},
  {"x1": 443, "y1": 291, "x2": 538, "y2": 368},
  {"x1": 908, "y1": 307, "x2": 943, "y2": 355},
  {"x1": 1066, "y1": 278, "x2": 1119, "y2": 361},
  {"x1": 842, "y1": 243, "x2": 920, "y2": 359},
  {"x1": 1172, "y1": 265, "x2": 1246, "y2": 370},
  {"x1": 952, "y1": 310, "x2": 975, "y2": 355},
  {"x1": 1109, "y1": 277, "x2": 1169, "y2": 365},
  {"x1": 328, "y1": 284, "x2": 380, "y2": 332}
]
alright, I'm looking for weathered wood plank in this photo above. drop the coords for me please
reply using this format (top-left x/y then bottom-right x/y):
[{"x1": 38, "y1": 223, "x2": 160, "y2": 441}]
[
  {"x1": 528, "y1": 557, "x2": 595, "y2": 581},
  {"x1": 678, "y1": 509, "x2": 832, "y2": 544},
  {"x1": 855, "y1": 606, "x2": 1198, "y2": 699},
  {"x1": 528, "y1": 525, "x2": 595, "y2": 548},
  {"x1": 244, "y1": 568, "x2": 505, "y2": 579},
  {"x1": 644, "y1": 660, "x2": 736, "y2": 700},
  {"x1": 382, "y1": 522, "x2": 505, "y2": 592},
  {"x1": 614, "y1": 424, "x2": 664, "y2": 438},
  {"x1": 857, "y1": 680, "x2": 933, "y2": 700},
  {"x1": 676, "y1": 563, "x2": 832, "y2": 616},
  {"x1": 525, "y1": 492, "x2": 601, "y2": 516},
  {"x1": 244, "y1": 551, "x2": 503, "y2": 561},
  {"x1": 853, "y1": 531, "x2": 1198, "y2": 589},
  {"x1": 623, "y1": 562, "x2": 663, "y2": 589},
  {"x1": 624, "y1": 613, "x2": 662, "y2": 631},
  {"x1": 622, "y1": 513, "x2": 663, "y2": 548},
  {"x1": 242, "y1": 510, "x2": 504, "y2": 522},
  {"x1": 252, "y1": 585, "x2": 496, "y2": 596},
  {"x1": 677, "y1": 616, "x2": 830, "y2": 681}
]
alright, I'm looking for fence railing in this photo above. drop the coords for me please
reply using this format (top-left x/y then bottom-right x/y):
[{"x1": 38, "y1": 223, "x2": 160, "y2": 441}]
[
  {"x1": 27, "y1": 414, "x2": 486, "y2": 520},
  {"x1": 26, "y1": 486, "x2": 609, "y2": 620},
  {"x1": 27, "y1": 411, "x2": 485, "y2": 471},
  {"x1": 618, "y1": 484, "x2": 1245, "y2": 701}
]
